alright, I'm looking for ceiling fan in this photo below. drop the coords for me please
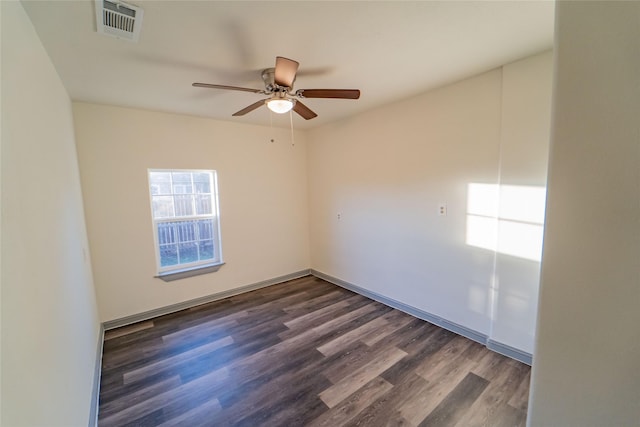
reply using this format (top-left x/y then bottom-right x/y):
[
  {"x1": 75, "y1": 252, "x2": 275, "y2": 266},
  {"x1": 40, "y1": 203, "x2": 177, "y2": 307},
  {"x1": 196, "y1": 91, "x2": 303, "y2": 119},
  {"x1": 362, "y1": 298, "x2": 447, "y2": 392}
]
[{"x1": 192, "y1": 56, "x2": 360, "y2": 120}]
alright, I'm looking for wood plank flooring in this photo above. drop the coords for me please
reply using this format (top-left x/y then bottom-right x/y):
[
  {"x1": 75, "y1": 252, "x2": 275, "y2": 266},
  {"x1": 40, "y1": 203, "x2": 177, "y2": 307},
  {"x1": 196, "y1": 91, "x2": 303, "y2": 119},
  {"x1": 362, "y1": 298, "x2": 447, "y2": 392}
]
[{"x1": 99, "y1": 276, "x2": 530, "y2": 427}]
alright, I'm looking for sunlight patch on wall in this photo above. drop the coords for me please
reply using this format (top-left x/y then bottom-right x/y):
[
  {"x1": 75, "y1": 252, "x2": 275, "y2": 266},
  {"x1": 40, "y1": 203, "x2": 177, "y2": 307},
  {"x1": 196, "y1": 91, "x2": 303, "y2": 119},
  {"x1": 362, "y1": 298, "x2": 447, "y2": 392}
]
[{"x1": 466, "y1": 183, "x2": 546, "y2": 262}]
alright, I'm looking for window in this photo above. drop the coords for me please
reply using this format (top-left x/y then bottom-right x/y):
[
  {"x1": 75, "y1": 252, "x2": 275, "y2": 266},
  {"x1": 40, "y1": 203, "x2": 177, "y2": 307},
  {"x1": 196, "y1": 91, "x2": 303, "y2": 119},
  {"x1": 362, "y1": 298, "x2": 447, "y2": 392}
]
[{"x1": 148, "y1": 169, "x2": 222, "y2": 277}]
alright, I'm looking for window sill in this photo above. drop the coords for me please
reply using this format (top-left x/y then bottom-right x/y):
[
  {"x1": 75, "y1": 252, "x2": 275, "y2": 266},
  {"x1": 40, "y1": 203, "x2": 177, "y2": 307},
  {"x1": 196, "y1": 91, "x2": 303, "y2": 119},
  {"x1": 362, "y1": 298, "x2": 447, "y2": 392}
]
[{"x1": 155, "y1": 262, "x2": 225, "y2": 282}]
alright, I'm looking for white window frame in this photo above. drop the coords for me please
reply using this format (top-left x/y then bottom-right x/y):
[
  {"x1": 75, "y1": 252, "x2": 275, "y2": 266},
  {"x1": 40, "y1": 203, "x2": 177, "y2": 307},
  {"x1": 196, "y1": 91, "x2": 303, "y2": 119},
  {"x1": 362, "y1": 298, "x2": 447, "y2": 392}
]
[{"x1": 148, "y1": 169, "x2": 223, "y2": 277}]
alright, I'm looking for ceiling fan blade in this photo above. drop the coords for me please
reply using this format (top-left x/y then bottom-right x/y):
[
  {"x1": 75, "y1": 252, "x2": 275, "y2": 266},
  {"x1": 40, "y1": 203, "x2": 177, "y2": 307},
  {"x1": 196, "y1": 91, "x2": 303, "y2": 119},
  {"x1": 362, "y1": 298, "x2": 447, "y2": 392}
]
[
  {"x1": 192, "y1": 83, "x2": 264, "y2": 94},
  {"x1": 274, "y1": 56, "x2": 299, "y2": 88},
  {"x1": 232, "y1": 99, "x2": 266, "y2": 116},
  {"x1": 292, "y1": 100, "x2": 318, "y2": 120},
  {"x1": 296, "y1": 89, "x2": 361, "y2": 99}
]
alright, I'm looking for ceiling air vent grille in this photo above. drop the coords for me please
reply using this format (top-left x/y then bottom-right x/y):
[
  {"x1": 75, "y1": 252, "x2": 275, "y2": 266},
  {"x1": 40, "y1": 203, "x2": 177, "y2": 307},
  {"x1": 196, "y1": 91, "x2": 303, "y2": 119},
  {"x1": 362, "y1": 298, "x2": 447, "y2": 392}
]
[{"x1": 95, "y1": 0, "x2": 144, "y2": 42}]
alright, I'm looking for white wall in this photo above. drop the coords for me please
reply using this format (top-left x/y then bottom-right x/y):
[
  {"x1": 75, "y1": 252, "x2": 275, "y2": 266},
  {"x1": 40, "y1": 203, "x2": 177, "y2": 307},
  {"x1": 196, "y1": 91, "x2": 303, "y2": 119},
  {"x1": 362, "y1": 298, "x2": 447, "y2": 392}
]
[
  {"x1": 1, "y1": 2, "x2": 101, "y2": 426},
  {"x1": 308, "y1": 69, "x2": 502, "y2": 336},
  {"x1": 491, "y1": 52, "x2": 552, "y2": 353},
  {"x1": 528, "y1": 2, "x2": 640, "y2": 426},
  {"x1": 73, "y1": 103, "x2": 310, "y2": 322},
  {"x1": 307, "y1": 52, "x2": 552, "y2": 356}
]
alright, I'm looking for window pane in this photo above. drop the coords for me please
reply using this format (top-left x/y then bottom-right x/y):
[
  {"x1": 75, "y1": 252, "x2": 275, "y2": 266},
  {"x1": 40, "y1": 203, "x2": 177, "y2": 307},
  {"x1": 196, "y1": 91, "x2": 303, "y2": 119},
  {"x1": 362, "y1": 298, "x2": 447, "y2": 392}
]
[
  {"x1": 193, "y1": 172, "x2": 211, "y2": 193},
  {"x1": 157, "y1": 223, "x2": 176, "y2": 244},
  {"x1": 195, "y1": 181, "x2": 211, "y2": 194},
  {"x1": 159, "y1": 220, "x2": 215, "y2": 264},
  {"x1": 178, "y1": 242, "x2": 198, "y2": 264},
  {"x1": 172, "y1": 172, "x2": 192, "y2": 194},
  {"x1": 152, "y1": 196, "x2": 174, "y2": 218},
  {"x1": 200, "y1": 239, "x2": 214, "y2": 260},
  {"x1": 193, "y1": 172, "x2": 210, "y2": 183},
  {"x1": 198, "y1": 219, "x2": 213, "y2": 240},
  {"x1": 174, "y1": 195, "x2": 193, "y2": 216},
  {"x1": 176, "y1": 221, "x2": 197, "y2": 242},
  {"x1": 151, "y1": 183, "x2": 172, "y2": 195},
  {"x1": 149, "y1": 172, "x2": 171, "y2": 195},
  {"x1": 195, "y1": 195, "x2": 212, "y2": 215},
  {"x1": 159, "y1": 244, "x2": 178, "y2": 267}
]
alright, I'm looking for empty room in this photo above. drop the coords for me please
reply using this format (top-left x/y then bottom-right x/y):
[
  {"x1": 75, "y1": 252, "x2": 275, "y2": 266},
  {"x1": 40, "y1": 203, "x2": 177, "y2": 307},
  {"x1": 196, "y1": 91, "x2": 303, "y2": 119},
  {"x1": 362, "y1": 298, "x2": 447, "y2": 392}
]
[{"x1": 2, "y1": 1, "x2": 638, "y2": 426}]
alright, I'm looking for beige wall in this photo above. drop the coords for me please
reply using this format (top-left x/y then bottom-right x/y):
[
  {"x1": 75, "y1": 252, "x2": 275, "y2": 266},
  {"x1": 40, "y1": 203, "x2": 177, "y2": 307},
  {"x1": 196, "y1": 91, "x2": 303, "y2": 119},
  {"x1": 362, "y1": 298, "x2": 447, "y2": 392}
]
[
  {"x1": 528, "y1": 2, "x2": 640, "y2": 425},
  {"x1": 73, "y1": 103, "x2": 310, "y2": 322},
  {"x1": 1, "y1": 2, "x2": 101, "y2": 426},
  {"x1": 492, "y1": 52, "x2": 552, "y2": 353},
  {"x1": 307, "y1": 52, "x2": 552, "y2": 355},
  {"x1": 308, "y1": 69, "x2": 502, "y2": 335}
]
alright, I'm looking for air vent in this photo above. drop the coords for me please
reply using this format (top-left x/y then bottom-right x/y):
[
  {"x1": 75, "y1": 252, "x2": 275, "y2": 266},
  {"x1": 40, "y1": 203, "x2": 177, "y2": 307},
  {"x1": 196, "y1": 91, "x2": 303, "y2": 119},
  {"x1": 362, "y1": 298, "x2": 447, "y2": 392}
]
[{"x1": 95, "y1": 0, "x2": 144, "y2": 42}]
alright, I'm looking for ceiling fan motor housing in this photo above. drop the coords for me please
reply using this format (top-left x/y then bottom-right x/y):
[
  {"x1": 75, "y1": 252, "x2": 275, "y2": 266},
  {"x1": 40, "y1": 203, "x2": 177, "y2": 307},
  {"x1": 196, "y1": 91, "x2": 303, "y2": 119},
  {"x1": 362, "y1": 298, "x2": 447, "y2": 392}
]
[
  {"x1": 262, "y1": 68, "x2": 294, "y2": 94},
  {"x1": 261, "y1": 68, "x2": 275, "y2": 87}
]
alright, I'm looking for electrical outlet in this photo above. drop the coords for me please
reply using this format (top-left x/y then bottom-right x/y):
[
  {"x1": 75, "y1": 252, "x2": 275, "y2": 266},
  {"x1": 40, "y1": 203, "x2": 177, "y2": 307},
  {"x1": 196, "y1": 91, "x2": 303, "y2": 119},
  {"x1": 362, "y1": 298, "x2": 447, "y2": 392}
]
[
  {"x1": 337, "y1": 212, "x2": 342, "y2": 220},
  {"x1": 438, "y1": 203, "x2": 447, "y2": 216}
]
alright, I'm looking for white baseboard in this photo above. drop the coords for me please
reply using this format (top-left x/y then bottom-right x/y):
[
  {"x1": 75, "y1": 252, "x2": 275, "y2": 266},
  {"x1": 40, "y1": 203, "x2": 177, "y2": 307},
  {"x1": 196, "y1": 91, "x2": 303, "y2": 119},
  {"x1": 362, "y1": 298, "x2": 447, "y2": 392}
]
[
  {"x1": 310, "y1": 269, "x2": 532, "y2": 366},
  {"x1": 88, "y1": 324, "x2": 104, "y2": 427},
  {"x1": 487, "y1": 339, "x2": 533, "y2": 365},
  {"x1": 102, "y1": 269, "x2": 311, "y2": 330}
]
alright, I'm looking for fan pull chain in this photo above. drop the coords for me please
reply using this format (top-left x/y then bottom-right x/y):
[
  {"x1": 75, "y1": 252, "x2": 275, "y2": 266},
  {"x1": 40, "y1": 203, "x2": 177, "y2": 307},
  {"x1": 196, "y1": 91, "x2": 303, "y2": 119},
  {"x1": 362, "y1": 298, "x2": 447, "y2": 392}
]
[{"x1": 269, "y1": 110, "x2": 274, "y2": 143}]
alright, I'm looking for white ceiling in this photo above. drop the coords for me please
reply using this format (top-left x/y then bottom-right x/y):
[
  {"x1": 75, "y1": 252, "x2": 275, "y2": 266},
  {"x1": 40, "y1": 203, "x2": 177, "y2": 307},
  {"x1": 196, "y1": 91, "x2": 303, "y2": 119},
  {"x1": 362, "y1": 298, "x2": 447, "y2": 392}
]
[{"x1": 22, "y1": 0, "x2": 555, "y2": 129}]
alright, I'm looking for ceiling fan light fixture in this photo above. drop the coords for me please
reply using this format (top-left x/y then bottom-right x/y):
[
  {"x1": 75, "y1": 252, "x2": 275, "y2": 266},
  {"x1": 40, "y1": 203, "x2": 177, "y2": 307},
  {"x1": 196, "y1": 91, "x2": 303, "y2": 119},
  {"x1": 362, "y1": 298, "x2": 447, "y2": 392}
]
[{"x1": 266, "y1": 98, "x2": 294, "y2": 114}]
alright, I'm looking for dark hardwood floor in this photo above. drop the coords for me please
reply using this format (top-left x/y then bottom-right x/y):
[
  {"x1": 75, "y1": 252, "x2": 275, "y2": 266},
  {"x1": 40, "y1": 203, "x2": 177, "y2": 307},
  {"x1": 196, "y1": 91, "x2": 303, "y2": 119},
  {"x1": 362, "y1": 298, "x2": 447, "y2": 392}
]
[{"x1": 99, "y1": 275, "x2": 530, "y2": 427}]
